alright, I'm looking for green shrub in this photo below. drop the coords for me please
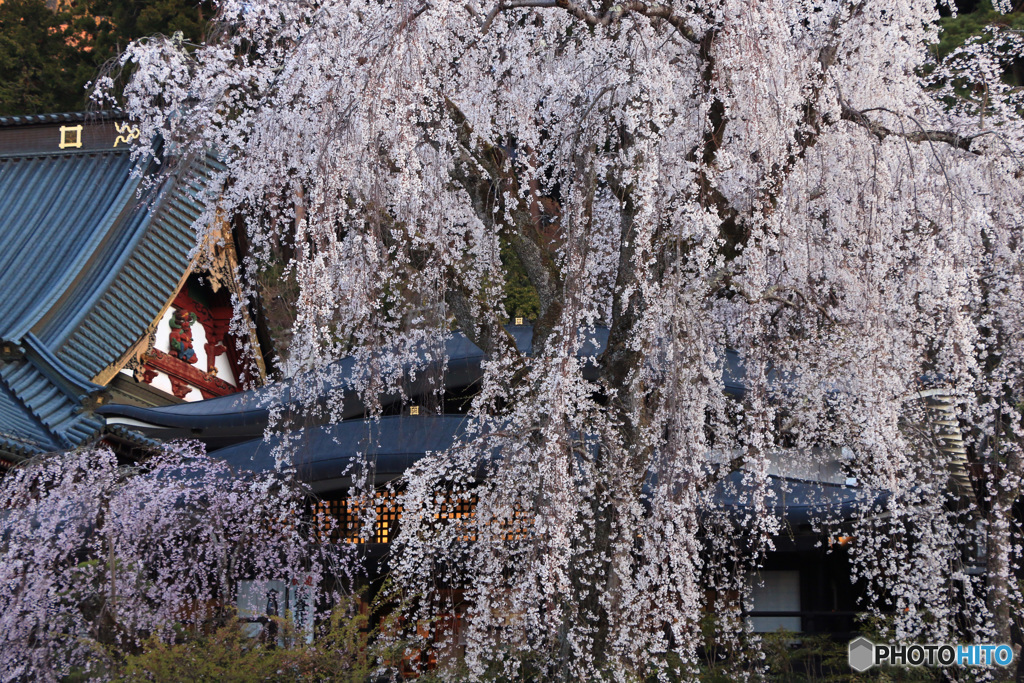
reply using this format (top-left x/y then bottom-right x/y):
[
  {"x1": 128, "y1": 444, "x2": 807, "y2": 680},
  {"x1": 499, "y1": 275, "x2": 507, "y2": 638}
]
[{"x1": 112, "y1": 592, "x2": 411, "y2": 683}]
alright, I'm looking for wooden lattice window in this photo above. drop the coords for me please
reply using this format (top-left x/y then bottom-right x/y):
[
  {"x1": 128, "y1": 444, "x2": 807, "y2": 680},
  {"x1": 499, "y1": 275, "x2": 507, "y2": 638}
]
[
  {"x1": 435, "y1": 494, "x2": 478, "y2": 541},
  {"x1": 314, "y1": 491, "x2": 403, "y2": 544},
  {"x1": 374, "y1": 490, "x2": 402, "y2": 543},
  {"x1": 314, "y1": 491, "x2": 534, "y2": 544},
  {"x1": 501, "y1": 504, "x2": 533, "y2": 542},
  {"x1": 435, "y1": 495, "x2": 477, "y2": 521},
  {"x1": 427, "y1": 494, "x2": 532, "y2": 541},
  {"x1": 314, "y1": 498, "x2": 361, "y2": 544}
]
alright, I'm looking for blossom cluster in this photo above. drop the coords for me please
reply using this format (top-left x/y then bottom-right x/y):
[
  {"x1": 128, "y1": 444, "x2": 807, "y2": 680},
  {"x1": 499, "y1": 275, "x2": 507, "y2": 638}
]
[{"x1": 0, "y1": 446, "x2": 342, "y2": 681}]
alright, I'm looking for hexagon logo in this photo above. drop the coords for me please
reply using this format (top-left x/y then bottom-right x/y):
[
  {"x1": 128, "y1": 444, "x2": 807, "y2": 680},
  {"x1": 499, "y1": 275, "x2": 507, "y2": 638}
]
[{"x1": 848, "y1": 637, "x2": 875, "y2": 672}]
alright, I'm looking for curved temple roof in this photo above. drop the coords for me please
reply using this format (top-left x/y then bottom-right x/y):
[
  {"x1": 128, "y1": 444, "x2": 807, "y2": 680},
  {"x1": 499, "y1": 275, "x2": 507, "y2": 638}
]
[
  {"x1": 209, "y1": 414, "x2": 877, "y2": 526},
  {"x1": 213, "y1": 415, "x2": 475, "y2": 487},
  {"x1": 98, "y1": 327, "x2": 749, "y2": 449},
  {"x1": 99, "y1": 325, "x2": 880, "y2": 528},
  {"x1": 0, "y1": 113, "x2": 221, "y2": 463}
]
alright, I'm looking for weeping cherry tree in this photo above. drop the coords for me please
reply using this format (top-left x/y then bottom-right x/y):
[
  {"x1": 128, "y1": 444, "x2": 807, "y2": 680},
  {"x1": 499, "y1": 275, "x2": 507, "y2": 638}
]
[{"x1": 99, "y1": 0, "x2": 1024, "y2": 677}]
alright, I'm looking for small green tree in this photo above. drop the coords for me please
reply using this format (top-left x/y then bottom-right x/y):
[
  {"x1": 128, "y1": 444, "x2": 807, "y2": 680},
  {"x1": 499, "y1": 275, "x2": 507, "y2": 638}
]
[{"x1": 114, "y1": 590, "x2": 419, "y2": 683}]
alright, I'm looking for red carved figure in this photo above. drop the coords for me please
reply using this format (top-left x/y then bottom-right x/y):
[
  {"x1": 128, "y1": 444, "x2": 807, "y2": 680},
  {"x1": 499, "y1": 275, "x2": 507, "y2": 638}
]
[
  {"x1": 168, "y1": 310, "x2": 198, "y2": 364},
  {"x1": 204, "y1": 339, "x2": 226, "y2": 375}
]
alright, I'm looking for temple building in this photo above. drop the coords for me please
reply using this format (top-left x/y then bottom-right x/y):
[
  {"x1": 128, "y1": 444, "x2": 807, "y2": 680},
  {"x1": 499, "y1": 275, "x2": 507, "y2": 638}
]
[
  {"x1": 0, "y1": 112, "x2": 265, "y2": 468},
  {"x1": 2, "y1": 113, "x2": 978, "y2": 646},
  {"x1": 98, "y1": 327, "x2": 875, "y2": 638}
]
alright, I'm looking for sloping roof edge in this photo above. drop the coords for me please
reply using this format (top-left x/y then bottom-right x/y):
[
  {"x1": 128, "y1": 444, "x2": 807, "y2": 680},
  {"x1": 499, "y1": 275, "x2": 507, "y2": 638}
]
[{"x1": 0, "y1": 111, "x2": 125, "y2": 128}]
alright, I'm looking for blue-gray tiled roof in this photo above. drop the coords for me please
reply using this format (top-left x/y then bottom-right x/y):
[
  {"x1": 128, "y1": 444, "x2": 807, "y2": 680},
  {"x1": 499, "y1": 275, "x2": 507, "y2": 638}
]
[
  {"x1": 0, "y1": 116, "x2": 217, "y2": 463},
  {"x1": 210, "y1": 415, "x2": 877, "y2": 526},
  {"x1": 0, "y1": 377, "x2": 59, "y2": 457},
  {"x1": 98, "y1": 325, "x2": 748, "y2": 453},
  {"x1": 48, "y1": 155, "x2": 223, "y2": 380},
  {"x1": 0, "y1": 151, "x2": 143, "y2": 342}
]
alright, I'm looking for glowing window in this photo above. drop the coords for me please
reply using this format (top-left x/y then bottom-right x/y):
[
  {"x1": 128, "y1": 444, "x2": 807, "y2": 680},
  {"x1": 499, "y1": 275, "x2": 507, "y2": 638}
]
[{"x1": 314, "y1": 491, "x2": 402, "y2": 544}]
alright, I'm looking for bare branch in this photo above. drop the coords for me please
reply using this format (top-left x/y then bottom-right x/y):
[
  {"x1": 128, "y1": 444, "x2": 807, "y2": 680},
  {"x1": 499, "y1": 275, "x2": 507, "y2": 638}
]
[
  {"x1": 393, "y1": 2, "x2": 432, "y2": 34},
  {"x1": 498, "y1": 0, "x2": 698, "y2": 43},
  {"x1": 840, "y1": 101, "x2": 980, "y2": 153}
]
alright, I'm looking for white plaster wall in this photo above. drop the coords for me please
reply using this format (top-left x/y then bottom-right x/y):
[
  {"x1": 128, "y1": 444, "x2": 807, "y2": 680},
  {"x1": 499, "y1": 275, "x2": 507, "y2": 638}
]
[
  {"x1": 215, "y1": 348, "x2": 235, "y2": 384},
  {"x1": 153, "y1": 306, "x2": 176, "y2": 355},
  {"x1": 149, "y1": 369, "x2": 202, "y2": 401}
]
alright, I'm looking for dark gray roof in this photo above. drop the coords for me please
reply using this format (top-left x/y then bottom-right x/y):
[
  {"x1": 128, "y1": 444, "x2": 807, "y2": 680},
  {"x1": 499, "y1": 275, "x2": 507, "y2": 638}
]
[
  {"x1": 0, "y1": 111, "x2": 123, "y2": 128},
  {"x1": 710, "y1": 471, "x2": 883, "y2": 526},
  {"x1": 103, "y1": 330, "x2": 505, "y2": 433},
  {"x1": 96, "y1": 328, "x2": 539, "y2": 445},
  {"x1": 97, "y1": 326, "x2": 747, "y2": 449},
  {"x1": 210, "y1": 415, "x2": 874, "y2": 526},
  {"x1": 212, "y1": 415, "x2": 475, "y2": 485}
]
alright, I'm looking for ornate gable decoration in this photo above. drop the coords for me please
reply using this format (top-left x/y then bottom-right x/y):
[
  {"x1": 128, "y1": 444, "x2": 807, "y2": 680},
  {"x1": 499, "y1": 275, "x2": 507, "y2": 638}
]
[{"x1": 135, "y1": 288, "x2": 240, "y2": 401}]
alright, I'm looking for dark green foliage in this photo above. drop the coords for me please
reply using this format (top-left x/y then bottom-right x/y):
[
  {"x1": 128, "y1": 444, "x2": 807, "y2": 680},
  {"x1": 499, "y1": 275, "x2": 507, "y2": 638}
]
[
  {"x1": 74, "y1": 603, "x2": 1004, "y2": 682},
  {"x1": 759, "y1": 631, "x2": 943, "y2": 682},
  {"x1": 92, "y1": 0, "x2": 210, "y2": 54},
  {"x1": 500, "y1": 237, "x2": 540, "y2": 323},
  {"x1": 0, "y1": 0, "x2": 91, "y2": 113},
  {"x1": 934, "y1": 1, "x2": 1024, "y2": 63},
  {"x1": 0, "y1": 0, "x2": 211, "y2": 116},
  {"x1": 688, "y1": 613, "x2": 978, "y2": 683}
]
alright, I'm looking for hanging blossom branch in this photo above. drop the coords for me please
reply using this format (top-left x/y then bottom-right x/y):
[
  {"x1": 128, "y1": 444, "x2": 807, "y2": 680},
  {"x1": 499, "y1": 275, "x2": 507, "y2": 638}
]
[
  {"x1": 106, "y1": 0, "x2": 1024, "y2": 678},
  {"x1": 0, "y1": 447, "x2": 351, "y2": 682}
]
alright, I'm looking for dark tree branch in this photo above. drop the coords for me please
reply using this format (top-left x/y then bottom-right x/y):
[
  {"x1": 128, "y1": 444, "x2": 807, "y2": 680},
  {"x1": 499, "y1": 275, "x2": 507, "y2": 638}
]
[
  {"x1": 748, "y1": 5, "x2": 858, "y2": 226},
  {"x1": 397, "y1": 2, "x2": 432, "y2": 33},
  {"x1": 840, "y1": 101, "x2": 980, "y2": 153},
  {"x1": 445, "y1": 286, "x2": 521, "y2": 360},
  {"x1": 496, "y1": 0, "x2": 698, "y2": 43},
  {"x1": 443, "y1": 97, "x2": 565, "y2": 354}
]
